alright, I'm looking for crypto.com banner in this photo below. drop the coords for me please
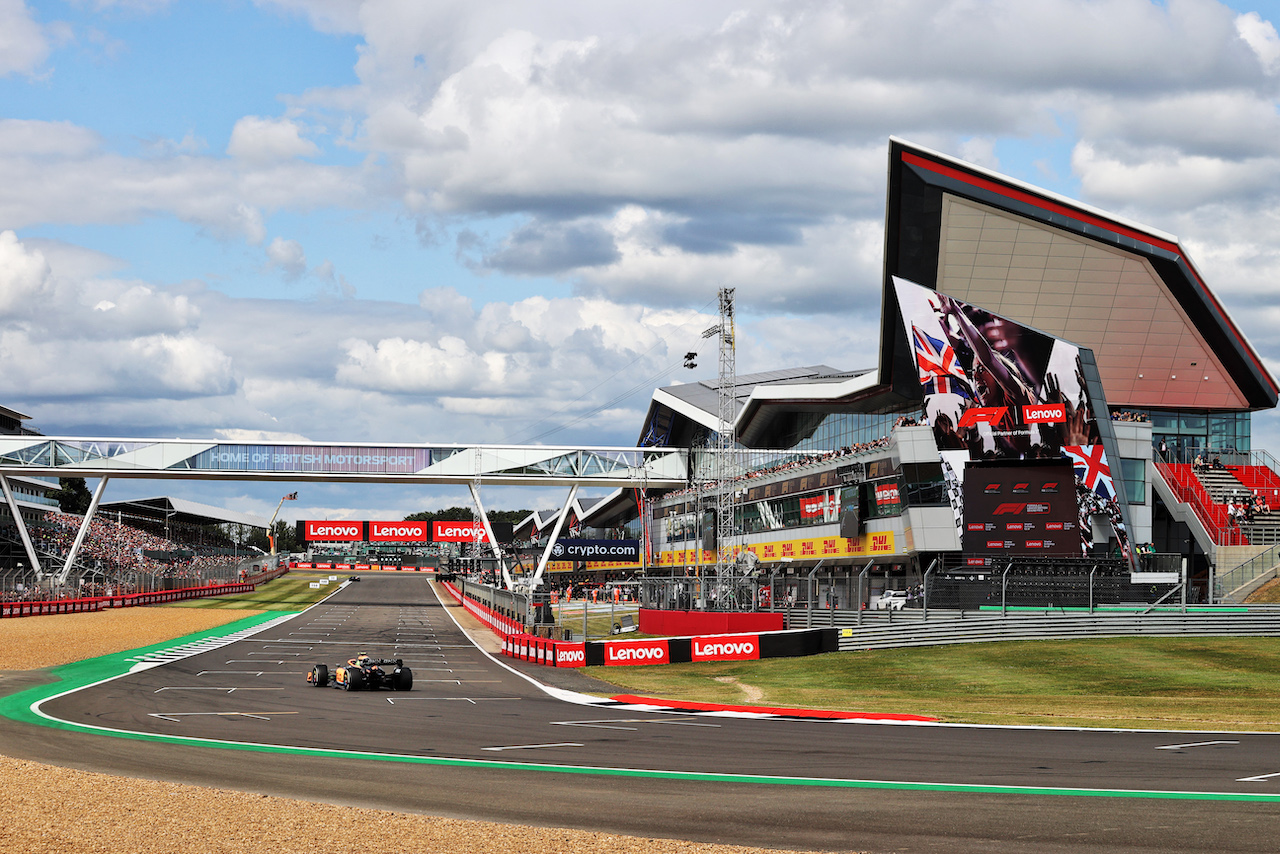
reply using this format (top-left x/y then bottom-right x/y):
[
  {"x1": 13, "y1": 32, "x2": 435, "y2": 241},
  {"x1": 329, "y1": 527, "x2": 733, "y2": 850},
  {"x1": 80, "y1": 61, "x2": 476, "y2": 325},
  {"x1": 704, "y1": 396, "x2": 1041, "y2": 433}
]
[{"x1": 548, "y1": 539, "x2": 641, "y2": 561}]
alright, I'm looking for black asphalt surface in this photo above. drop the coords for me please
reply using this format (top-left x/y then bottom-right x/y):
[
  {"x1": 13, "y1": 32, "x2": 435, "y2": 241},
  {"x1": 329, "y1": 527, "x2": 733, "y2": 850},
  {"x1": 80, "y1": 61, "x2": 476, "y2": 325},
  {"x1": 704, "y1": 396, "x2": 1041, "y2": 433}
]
[{"x1": 4, "y1": 573, "x2": 1280, "y2": 854}]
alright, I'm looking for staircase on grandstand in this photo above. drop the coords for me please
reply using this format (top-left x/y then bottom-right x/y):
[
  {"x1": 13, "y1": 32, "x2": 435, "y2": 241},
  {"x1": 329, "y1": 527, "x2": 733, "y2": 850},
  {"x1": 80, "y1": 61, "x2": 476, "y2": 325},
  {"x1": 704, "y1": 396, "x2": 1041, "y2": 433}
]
[{"x1": 1153, "y1": 447, "x2": 1280, "y2": 602}]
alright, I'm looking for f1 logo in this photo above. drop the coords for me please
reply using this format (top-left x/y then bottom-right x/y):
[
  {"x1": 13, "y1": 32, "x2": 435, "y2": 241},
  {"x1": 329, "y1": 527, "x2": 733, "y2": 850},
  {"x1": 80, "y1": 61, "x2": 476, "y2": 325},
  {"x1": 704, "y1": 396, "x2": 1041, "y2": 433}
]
[
  {"x1": 992, "y1": 503, "x2": 1027, "y2": 515},
  {"x1": 957, "y1": 407, "x2": 1008, "y2": 430}
]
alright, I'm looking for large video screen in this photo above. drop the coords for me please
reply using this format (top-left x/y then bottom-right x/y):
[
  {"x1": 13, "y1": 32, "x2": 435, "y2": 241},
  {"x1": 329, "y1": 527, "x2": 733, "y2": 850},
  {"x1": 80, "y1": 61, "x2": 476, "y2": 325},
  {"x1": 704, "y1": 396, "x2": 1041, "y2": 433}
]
[
  {"x1": 893, "y1": 276, "x2": 1129, "y2": 559},
  {"x1": 961, "y1": 460, "x2": 1079, "y2": 557}
]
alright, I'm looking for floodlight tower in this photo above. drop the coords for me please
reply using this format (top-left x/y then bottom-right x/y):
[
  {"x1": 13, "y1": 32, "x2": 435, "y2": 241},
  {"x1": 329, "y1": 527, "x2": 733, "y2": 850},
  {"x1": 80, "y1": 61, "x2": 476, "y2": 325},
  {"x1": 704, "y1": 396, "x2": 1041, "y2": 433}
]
[{"x1": 702, "y1": 287, "x2": 738, "y2": 579}]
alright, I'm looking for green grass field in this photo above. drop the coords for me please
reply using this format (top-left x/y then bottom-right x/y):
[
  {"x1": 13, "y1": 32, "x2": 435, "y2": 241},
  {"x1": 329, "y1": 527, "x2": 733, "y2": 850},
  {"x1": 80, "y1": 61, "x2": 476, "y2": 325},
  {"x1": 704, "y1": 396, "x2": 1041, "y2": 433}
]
[
  {"x1": 586, "y1": 637, "x2": 1280, "y2": 731},
  {"x1": 165, "y1": 571, "x2": 343, "y2": 611}
]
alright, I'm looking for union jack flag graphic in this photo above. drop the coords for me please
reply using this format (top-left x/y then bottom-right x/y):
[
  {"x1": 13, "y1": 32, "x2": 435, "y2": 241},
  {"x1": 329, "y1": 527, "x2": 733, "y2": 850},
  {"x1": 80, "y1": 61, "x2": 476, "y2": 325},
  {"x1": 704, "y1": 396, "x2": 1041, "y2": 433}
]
[
  {"x1": 1063, "y1": 444, "x2": 1113, "y2": 500},
  {"x1": 912, "y1": 325, "x2": 970, "y2": 397}
]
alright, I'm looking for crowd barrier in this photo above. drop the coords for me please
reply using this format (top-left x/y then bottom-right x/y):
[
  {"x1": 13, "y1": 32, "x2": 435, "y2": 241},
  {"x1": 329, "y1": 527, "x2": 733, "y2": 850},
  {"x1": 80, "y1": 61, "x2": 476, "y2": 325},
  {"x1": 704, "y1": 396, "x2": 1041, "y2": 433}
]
[
  {"x1": 500, "y1": 628, "x2": 837, "y2": 668},
  {"x1": 440, "y1": 580, "x2": 522, "y2": 635},
  {"x1": 440, "y1": 577, "x2": 838, "y2": 668},
  {"x1": 1, "y1": 580, "x2": 260, "y2": 619},
  {"x1": 292, "y1": 561, "x2": 432, "y2": 572}
]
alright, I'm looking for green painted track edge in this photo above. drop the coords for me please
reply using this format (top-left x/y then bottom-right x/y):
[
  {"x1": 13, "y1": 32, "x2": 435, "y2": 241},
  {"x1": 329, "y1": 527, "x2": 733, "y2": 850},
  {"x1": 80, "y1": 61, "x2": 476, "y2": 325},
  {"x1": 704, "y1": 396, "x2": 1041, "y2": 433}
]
[{"x1": 3, "y1": 612, "x2": 1280, "y2": 803}]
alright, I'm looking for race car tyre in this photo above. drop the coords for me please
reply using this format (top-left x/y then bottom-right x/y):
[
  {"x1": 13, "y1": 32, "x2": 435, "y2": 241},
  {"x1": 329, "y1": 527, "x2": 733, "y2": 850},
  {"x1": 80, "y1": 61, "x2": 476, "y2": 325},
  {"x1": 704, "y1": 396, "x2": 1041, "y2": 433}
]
[
  {"x1": 395, "y1": 667, "x2": 413, "y2": 691},
  {"x1": 310, "y1": 664, "x2": 328, "y2": 687},
  {"x1": 345, "y1": 668, "x2": 365, "y2": 691}
]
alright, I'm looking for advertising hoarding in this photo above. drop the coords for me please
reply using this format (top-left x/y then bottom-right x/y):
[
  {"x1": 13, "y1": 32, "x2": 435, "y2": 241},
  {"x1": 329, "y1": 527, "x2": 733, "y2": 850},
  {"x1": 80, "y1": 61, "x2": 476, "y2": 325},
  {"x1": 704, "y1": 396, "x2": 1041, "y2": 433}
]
[
  {"x1": 549, "y1": 539, "x2": 641, "y2": 561},
  {"x1": 892, "y1": 276, "x2": 1130, "y2": 559}
]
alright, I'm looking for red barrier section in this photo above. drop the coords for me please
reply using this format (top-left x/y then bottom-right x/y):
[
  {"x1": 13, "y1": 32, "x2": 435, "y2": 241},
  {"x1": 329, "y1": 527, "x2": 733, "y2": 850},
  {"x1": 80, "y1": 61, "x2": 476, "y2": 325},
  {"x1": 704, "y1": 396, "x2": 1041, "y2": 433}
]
[
  {"x1": 690, "y1": 633, "x2": 760, "y2": 661},
  {"x1": 1, "y1": 581, "x2": 260, "y2": 619},
  {"x1": 639, "y1": 609, "x2": 783, "y2": 636}
]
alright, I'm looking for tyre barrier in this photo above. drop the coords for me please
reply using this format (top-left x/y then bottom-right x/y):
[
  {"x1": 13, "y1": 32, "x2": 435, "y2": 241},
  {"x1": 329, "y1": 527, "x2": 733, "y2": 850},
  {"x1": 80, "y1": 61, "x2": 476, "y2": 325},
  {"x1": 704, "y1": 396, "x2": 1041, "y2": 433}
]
[
  {"x1": 500, "y1": 628, "x2": 838, "y2": 668},
  {"x1": 0, "y1": 581, "x2": 259, "y2": 619}
]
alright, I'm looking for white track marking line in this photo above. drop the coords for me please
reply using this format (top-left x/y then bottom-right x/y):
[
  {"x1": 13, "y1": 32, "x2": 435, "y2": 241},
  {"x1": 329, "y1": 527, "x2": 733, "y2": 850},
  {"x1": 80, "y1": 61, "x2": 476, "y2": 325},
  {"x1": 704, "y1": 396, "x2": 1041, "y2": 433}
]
[
  {"x1": 482, "y1": 743, "x2": 583, "y2": 751},
  {"x1": 147, "y1": 711, "x2": 299, "y2": 720},
  {"x1": 385, "y1": 697, "x2": 521, "y2": 705},
  {"x1": 197, "y1": 671, "x2": 264, "y2": 676},
  {"x1": 1156, "y1": 740, "x2": 1240, "y2": 750},
  {"x1": 154, "y1": 687, "x2": 282, "y2": 693},
  {"x1": 1237, "y1": 771, "x2": 1280, "y2": 782}
]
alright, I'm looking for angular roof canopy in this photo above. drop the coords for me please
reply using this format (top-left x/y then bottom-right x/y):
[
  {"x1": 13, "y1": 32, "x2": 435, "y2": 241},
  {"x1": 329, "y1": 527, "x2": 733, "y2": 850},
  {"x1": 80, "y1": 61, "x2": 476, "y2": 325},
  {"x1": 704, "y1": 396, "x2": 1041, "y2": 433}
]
[
  {"x1": 99, "y1": 496, "x2": 270, "y2": 530},
  {"x1": 881, "y1": 137, "x2": 1277, "y2": 411}
]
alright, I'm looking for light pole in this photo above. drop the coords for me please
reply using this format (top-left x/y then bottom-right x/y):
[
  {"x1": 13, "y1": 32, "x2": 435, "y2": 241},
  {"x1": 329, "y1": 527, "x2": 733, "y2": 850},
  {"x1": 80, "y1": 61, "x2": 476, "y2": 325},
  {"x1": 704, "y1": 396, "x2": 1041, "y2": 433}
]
[{"x1": 267, "y1": 492, "x2": 298, "y2": 556}]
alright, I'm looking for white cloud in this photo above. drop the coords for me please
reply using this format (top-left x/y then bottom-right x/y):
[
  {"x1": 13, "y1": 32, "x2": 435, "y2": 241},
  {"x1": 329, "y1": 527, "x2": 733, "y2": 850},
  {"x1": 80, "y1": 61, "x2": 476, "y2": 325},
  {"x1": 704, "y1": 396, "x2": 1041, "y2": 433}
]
[
  {"x1": 227, "y1": 116, "x2": 320, "y2": 163},
  {"x1": 0, "y1": 0, "x2": 50, "y2": 76},
  {"x1": 0, "y1": 230, "x2": 53, "y2": 316},
  {"x1": 1236, "y1": 11, "x2": 1280, "y2": 74},
  {"x1": 266, "y1": 237, "x2": 308, "y2": 279}
]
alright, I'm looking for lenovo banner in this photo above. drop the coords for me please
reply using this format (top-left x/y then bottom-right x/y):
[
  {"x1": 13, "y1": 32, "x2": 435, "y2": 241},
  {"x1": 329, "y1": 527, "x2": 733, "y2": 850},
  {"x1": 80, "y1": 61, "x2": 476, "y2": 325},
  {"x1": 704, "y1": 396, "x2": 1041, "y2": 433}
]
[
  {"x1": 603, "y1": 639, "x2": 670, "y2": 666},
  {"x1": 301, "y1": 520, "x2": 364, "y2": 541},
  {"x1": 368, "y1": 520, "x2": 431, "y2": 542},
  {"x1": 691, "y1": 634, "x2": 760, "y2": 662},
  {"x1": 432, "y1": 521, "x2": 491, "y2": 543},
  {"x1": 548, "y1": 539, "x2": 641, "y2": 561}
]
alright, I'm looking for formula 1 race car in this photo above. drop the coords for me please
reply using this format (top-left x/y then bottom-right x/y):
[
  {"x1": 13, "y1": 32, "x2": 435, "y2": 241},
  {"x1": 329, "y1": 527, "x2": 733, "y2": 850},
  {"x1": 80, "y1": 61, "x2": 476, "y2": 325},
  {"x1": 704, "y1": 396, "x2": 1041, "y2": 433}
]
[{"x1": 306, "y1": 653, "x2": 413, "y2": 691}]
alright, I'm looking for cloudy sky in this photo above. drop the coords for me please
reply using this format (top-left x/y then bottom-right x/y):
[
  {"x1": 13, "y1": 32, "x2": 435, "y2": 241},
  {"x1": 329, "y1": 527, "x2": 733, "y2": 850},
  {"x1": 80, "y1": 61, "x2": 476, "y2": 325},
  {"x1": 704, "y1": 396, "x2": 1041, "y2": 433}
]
[{"x1": 5, "y1": 0, "x2": 1280, "y2": 525}]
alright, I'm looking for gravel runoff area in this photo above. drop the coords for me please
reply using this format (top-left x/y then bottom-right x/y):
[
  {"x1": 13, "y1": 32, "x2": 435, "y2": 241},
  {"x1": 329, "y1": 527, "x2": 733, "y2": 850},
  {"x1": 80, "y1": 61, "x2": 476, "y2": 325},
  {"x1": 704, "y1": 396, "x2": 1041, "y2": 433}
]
[{"x1": 0, "y1": 605, "x2": 842, "y2": 854}]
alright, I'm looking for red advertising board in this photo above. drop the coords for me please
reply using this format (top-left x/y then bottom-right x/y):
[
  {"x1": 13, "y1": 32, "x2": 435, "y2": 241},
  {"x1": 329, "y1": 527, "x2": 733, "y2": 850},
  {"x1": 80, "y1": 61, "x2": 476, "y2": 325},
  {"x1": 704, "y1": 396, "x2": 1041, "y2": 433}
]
[
  {"x1": 799, "y1": 492, "x2": 838, "y2": 519},
  {"x1": 303, "y1": 520, "x2": 363, "y2": 541},
  {"x1": 432, "y1": 521, "x2": 492, "y2": 542},
  {"x1": 874, "y1": 482, "x2": 901, "y2": 509},
  {"x1": 368, "y1": 520, "x2": 432, "y2": 542},
  {"x1": 603, "y1": 639, "x2": 670, "y2": 666},
  {"x1": 690, "y1": 634, "x2": 761, "y2": 662}
]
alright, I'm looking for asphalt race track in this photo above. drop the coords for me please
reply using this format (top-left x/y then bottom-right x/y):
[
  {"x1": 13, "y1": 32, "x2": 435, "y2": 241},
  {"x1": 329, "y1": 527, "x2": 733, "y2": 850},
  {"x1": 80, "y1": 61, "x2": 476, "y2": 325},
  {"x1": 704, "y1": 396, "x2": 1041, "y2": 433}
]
[{"x1": 4, "y1": 573, "x2": 1280, "y2": 854}]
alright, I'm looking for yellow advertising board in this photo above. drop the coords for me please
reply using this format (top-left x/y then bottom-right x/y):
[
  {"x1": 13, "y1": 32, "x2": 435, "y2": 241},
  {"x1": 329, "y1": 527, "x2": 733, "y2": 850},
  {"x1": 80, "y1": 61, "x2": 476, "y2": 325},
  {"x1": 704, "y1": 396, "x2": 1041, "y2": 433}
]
[
  {"x1": 537, "y1": 530, "x2": 897, "y2": 573},
  {"x1": 655, "y1": 530, "x2": 896, "y2": 568}
]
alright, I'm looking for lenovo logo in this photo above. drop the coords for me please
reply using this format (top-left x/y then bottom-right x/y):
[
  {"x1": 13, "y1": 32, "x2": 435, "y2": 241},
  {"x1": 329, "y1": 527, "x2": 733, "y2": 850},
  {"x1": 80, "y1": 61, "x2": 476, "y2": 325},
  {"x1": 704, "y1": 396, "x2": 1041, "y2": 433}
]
[
  {"x1": 1022, "y1": 404, "x2": 1067, "y2": 423},
  {"x1": 556, "y1": 647, "x2": 586, "y2": 665},
  {"x1": 370, "y1": 523, "x2": 426, "y2": 539},
  {"x1": 691, "y1": 637, "x2": 759, "y2": 661},
  {"x1": 605, "y1": 643, "x2": 668, "y2": 664},
  {"x1": 305, "y1": 522, "x2": 362, "y2": 540}
]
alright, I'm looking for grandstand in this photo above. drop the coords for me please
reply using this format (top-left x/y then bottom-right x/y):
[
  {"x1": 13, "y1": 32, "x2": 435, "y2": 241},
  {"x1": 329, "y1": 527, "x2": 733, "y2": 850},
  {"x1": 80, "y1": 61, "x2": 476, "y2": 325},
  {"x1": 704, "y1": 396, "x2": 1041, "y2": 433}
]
[
  {"x1": 0, "y1": 414, "x2": 271, "y2": 601},
  {"x1": 572, "y1": 138, "x2": 1280, "y2": 607}
]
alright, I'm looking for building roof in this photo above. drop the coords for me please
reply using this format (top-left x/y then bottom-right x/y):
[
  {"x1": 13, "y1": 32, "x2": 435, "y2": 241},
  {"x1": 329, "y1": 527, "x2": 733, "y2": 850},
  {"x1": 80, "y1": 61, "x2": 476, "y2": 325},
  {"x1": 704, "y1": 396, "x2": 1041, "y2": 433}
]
[
  {"x1": 636, "y1": 138, "x2": 1277, "y2": 453},
  {"x1": 880, "y1": 137, "x2": 1277, "y2": 411},
  {"x1": 98, "y1": 496, "x2": 270, "y2": 529}
]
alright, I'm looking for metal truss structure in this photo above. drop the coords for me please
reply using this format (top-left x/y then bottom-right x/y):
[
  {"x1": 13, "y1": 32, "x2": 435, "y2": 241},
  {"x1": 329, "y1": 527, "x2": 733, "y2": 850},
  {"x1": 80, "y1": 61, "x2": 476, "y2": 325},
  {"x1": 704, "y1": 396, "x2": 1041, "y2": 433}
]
[{"x1": 0, "y1": 436, "x2": 687, "y2": 591}]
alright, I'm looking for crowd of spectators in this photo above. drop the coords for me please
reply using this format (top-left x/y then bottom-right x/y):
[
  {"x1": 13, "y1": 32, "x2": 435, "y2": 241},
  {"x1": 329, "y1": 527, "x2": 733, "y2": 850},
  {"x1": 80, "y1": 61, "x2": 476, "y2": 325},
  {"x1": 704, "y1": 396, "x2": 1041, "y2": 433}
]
[
  {"x1": 1110, "y1": 410, "x2": 1149, "y2": 422},
  {"x1": 1, "y1": 511, "x2": 246, "y2": 601},
  {"x1": 662, "y1": 436, "x2": 893, "y2": 502}
]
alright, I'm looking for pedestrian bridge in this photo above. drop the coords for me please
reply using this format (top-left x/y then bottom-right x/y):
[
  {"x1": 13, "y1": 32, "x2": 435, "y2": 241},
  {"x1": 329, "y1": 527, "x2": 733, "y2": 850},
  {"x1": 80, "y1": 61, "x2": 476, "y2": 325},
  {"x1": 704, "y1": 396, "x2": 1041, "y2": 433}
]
[
  {"x1": 0, "y1": 436, "x2": 688, "y2": 589},
  {"x1": 0, "y1": 437, "x2": 687, "y2": 487}
]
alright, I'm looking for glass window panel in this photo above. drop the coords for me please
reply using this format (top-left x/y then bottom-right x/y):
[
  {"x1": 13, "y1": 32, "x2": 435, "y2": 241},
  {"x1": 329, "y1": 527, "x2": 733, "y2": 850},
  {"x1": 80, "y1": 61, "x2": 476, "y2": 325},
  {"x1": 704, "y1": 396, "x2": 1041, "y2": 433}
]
[
  {"x1": 1119, "y1": 458, "x2": 1146, "y2": 504},
  {"x1": 1179, "y1": 413, "x2": 1206, "y2": 431}
]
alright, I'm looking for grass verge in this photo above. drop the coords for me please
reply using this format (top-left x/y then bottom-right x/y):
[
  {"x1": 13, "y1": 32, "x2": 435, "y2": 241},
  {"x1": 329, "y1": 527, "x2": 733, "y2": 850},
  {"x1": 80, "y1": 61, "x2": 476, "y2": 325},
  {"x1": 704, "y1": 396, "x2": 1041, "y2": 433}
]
[
  {"x1": 165, "y1": 571, "x2": 342, "y2": 611},
  {"x1": 586, "y1": 637, "x2": 1280, "y2": 731}
]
